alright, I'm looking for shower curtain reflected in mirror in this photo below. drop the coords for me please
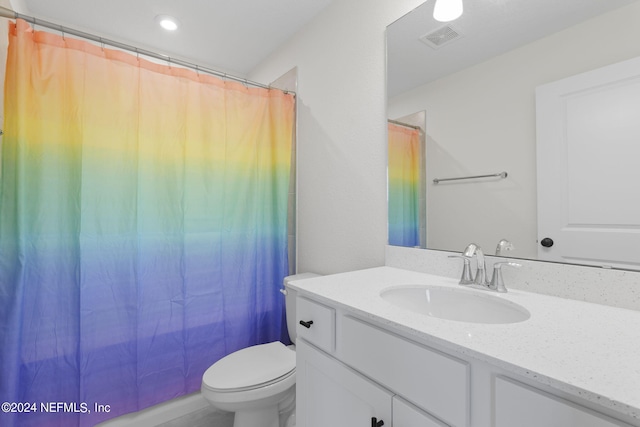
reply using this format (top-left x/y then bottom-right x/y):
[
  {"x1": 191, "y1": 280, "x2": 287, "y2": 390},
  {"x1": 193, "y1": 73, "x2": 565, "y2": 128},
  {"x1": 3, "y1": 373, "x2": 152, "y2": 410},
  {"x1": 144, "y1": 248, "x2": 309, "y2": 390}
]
[
  {"x1": 0, "y1": 19, "x2": 294, "y2": 427},
  {"x1": 388, "y1": 122, "x2": 422, "y2": 248}
]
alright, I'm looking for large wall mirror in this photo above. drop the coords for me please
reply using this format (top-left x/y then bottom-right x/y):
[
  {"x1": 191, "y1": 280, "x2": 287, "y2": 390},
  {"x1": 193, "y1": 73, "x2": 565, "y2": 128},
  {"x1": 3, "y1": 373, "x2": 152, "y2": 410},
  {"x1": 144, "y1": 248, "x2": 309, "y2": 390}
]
[{"x1": 387, "y1": 0, "x2": 640, "y2": 270}]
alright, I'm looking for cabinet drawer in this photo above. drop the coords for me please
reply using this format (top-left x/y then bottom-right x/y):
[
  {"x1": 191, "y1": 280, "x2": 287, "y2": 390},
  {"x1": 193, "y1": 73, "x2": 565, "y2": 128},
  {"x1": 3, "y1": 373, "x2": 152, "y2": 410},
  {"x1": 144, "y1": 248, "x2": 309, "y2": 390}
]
[
  {"x1": 394, "y1": 396, "x2": 449, "y2": 427},
  {"x1": 296, "y1": 297, "x2": 335, "y2": 353},
  {"x1": 341, "y1": 316, "x2": 469, "y2": 427},
  {"x1": 495, "y1": 376, "x2": 632, "y2": 427}
]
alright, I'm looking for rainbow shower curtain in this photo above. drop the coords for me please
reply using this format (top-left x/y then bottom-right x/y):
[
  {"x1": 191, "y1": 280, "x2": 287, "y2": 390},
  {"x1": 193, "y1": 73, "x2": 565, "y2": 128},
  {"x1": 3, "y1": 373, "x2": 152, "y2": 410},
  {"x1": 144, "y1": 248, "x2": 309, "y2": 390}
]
[
  {"x1": 0, "y1": 20, "x2": 294, "y2": 427},
  {"x1": 388, "y1": 122, "x2": 421, "y2": 247}
]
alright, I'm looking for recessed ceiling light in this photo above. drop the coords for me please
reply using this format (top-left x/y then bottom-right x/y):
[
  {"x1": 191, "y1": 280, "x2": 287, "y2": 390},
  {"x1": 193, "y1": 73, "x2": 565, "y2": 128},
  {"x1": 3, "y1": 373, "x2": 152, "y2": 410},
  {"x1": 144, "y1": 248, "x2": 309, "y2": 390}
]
[
  {"x1": 156, "y1": 15, "x2": 179, "y2": 31},
  {"x1": 433, "y1": 0, "x2": 463, "y2": 22}
]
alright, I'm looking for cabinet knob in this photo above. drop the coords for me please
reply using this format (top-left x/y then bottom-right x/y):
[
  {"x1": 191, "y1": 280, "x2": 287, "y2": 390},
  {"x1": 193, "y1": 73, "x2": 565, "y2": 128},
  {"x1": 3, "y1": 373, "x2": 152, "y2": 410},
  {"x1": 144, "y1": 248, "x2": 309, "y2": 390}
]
[
  {"x1": 299, "y1": 320, "x2": 314, "y2": 329},
  {"x1": 540, "y1": 237, "x2": 554, "y2": 248},
  {"x1": 371, "y1": 417, "x2": 384, "y2": 427}
]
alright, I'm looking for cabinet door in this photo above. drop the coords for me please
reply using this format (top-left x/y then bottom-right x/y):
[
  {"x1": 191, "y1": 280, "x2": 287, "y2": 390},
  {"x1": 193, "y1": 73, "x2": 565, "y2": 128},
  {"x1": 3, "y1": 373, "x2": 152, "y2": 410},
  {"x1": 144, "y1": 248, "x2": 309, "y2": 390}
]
[
  {"x1": 341, "y1": 316, "x2": 469, "y2": 427},
  {"x1": 393, "y1": 396, "x2": 449, "y2": 427},
  {"x1": 495, "y1": 376, "x2": 633, "y2": 427},
  {"x1": 296, "y1": 339, "x2": 392, "y2": 427}
]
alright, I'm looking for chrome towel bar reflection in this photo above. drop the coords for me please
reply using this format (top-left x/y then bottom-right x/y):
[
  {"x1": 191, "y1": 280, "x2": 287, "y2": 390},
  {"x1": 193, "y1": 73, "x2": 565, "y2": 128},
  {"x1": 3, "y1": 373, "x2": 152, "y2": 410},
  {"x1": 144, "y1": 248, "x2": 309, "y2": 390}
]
[{"x1": 433, "y1": 171, "x2": 507, "y2": 184}]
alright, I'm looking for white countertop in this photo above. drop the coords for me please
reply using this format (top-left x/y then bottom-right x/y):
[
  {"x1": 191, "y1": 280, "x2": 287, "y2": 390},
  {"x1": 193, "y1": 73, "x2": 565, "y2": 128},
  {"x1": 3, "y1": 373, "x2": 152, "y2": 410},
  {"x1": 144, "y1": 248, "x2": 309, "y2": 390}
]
[{"x1": 288, "y1": 266, "x2": 640, "y2": 421}]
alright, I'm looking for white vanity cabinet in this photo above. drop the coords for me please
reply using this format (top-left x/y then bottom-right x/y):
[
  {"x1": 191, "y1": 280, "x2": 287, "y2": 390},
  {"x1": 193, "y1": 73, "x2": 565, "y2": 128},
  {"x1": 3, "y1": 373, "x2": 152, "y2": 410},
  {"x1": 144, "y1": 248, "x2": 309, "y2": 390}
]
[
  {"x1": 295, "y1": 297, "x2": 392, "y2": 427},
  {"x1": 296, "y1": 340, "x2": 447, "y2": 427},
  {"x1": 294, "y1": 267, "x2": 640, "y2": 427},
  {"x1": 296, "y1": 340, "x2": 392, "y2": 427},
  {"x1": 494, "y1": 376, "x2": 634, "y2": 427},
  {"x1": 295, "y1": 297, "x2": 459, "y2": 427},
  {"x1": 393, "y1": 396, "x2": 449, "y2": 427},
  {"x1": 340, "y1": 316, "x2": 468, "y2": 427}
]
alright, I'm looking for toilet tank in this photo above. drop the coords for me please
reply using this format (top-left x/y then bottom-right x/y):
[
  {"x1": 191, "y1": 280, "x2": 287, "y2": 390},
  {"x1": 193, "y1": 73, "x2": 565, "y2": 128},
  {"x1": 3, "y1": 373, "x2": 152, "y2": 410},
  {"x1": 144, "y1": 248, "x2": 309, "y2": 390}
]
[{"x1": 283, "y1": 273, "x2": 320, "y2": 344}]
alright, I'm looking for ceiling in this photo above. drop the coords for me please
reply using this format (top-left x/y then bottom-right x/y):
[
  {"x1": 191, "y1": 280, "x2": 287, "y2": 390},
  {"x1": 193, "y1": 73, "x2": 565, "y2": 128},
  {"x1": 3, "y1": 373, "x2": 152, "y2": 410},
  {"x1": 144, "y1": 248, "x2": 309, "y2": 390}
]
[
  {"x1": 15, "y1": 0, "x2": 638, "y2": 94},
  {"x1": 18, "y1": 0, "x2": 333, "y2": 78},
  {"x1": 387, "y1": 0, "x2": 640, "y2": 98}
]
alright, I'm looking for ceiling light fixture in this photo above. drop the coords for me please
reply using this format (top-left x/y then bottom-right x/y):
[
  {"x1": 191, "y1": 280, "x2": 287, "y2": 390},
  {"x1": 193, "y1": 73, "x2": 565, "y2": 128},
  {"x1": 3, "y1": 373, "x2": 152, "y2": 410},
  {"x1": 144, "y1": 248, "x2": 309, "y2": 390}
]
[
  {"x1": 156, "y1": 15, "x2": 179, "y2": 31},
  {"x1": 433, "y1": 0, "x2": 463, "y2": 22}
]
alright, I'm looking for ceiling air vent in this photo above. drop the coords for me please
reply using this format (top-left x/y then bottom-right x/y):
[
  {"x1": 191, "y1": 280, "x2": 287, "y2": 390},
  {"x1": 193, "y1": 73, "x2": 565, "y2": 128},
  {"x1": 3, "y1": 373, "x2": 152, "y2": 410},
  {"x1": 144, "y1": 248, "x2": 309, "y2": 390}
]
[{"x1": 419, "y1": 25, "x2": 463, "y2": 49}]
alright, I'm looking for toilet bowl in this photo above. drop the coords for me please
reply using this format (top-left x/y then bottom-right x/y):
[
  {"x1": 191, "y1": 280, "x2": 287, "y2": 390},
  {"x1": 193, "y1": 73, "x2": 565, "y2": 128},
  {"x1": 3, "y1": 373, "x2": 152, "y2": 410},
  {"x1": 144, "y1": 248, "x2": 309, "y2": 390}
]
[
  {"x1": 201, "y1": 273, "x2": 319, "y2": 427},
  {"x1": 201, "y1": 341, "x2": 296, "y2": 427}
]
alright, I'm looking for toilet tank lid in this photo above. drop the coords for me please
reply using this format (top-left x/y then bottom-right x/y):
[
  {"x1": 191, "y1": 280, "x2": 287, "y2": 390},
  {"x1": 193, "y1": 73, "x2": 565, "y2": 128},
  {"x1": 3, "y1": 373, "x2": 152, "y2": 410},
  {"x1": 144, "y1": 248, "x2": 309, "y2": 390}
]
[
  {"x1": 203, "y1": 341, "x2": 295, "y2": 390},
  {"x1": 284, "y1": 272, "x2": 320, "y2": 287}
]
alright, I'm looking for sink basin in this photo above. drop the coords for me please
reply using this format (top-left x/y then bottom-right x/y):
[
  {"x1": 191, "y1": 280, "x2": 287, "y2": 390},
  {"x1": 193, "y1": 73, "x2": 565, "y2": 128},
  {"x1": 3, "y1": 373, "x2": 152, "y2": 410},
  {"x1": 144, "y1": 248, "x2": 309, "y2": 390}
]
[{"x1": 380, "y1": 285, "x2": 530, "y2": 324}]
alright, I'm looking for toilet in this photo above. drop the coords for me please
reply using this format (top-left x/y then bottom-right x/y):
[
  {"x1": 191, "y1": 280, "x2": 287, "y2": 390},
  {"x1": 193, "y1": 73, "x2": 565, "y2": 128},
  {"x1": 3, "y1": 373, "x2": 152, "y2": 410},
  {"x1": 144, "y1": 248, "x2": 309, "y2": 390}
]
[{"x1": 201, "y1": 273, "x2": 319, "y2": 427}]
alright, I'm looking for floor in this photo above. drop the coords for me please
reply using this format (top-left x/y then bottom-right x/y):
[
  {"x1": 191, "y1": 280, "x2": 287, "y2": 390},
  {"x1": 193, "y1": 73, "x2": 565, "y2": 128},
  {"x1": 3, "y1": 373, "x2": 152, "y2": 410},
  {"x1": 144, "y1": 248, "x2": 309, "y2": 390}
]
[
  {"x1": 156, "y1": 407, "x2": 234, "y2": 427},
  {"x1": 156, "y1": 406, "x2": 296, "y2": 427}
]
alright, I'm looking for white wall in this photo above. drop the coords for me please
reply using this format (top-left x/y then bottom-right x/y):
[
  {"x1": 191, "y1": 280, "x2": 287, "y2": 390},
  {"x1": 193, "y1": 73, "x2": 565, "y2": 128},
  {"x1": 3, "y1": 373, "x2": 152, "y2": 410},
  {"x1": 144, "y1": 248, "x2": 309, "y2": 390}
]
[
  {"x1": 249, "y1": 0, "x2": 425, "y2": 274},
  {"x1": 388, "y1": 2, "x2": 640, "y2": 260},
  {"x1": 8, "y1": 0, "x2": 28, "y2": 14}
]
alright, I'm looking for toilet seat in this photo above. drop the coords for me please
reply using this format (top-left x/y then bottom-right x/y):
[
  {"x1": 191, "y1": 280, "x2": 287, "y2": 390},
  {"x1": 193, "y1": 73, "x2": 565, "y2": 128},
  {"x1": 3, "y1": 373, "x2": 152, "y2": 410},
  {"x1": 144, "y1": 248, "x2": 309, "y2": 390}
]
[
  {"x1": 200, "y1": 275, "x2": 319, "y2": 427},
  {"x1": 202, "y1": 341, "x2": 296, "y2": 393}
]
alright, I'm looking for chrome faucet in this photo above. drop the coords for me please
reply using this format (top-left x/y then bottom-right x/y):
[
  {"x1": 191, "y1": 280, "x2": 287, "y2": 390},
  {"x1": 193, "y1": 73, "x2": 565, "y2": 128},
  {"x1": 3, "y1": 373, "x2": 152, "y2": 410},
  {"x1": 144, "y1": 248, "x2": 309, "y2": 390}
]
[
  {"x1": 450, "y1": 243, "x2": 521, "y2": 293},
  {"x1": 464, "y1": 243, "x2": 488, "y2": 286}
]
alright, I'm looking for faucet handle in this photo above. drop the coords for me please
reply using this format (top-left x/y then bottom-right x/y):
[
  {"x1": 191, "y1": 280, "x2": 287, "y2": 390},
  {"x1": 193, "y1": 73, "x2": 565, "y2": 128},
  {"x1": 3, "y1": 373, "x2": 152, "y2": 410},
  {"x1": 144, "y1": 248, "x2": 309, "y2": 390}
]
[
  {"x1": 489, "y1": 261, "x2": 522, "y2": 293},
  {"x1": 448, "y1": 255, "x2": 474, "y2": 285},
  {"x1": 495, "y1": 239, "x2": 515, "y2": 256}
]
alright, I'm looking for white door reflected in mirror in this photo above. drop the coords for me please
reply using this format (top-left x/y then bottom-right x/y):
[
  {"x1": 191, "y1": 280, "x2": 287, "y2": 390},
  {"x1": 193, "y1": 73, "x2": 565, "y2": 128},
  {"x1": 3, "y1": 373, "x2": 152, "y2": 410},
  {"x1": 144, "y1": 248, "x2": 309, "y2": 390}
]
[{"x1": 536, "y1": 56, "x2": 640, "y2": 270}]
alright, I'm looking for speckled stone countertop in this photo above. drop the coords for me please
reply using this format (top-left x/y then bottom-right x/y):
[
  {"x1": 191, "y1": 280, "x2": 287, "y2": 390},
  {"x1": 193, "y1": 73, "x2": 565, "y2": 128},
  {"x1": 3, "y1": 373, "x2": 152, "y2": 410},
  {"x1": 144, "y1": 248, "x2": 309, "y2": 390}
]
[{"x1": 288, "y1": 266, "x2": 640, "y2": 422}]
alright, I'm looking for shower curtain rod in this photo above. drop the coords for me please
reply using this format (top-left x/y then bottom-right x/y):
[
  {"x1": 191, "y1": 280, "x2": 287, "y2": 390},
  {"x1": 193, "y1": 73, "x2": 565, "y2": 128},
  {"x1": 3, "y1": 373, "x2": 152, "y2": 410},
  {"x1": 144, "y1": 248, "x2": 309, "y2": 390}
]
[
  {"x1": 388, "y1": 119, "x2": 422, "y2": 131},
  {"x1": 0, "y1": 6, "x2": 290, "y2": 94}
]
